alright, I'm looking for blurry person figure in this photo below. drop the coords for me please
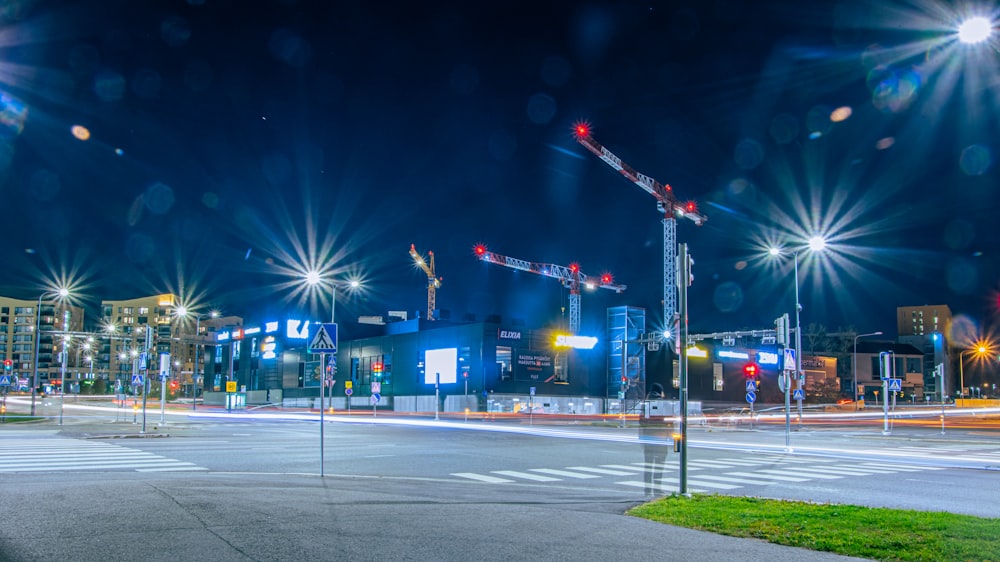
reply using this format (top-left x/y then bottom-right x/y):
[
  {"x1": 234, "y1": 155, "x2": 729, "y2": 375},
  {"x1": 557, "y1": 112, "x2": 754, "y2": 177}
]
[{"x1": 639, "y1": 383, "x2": 671, "y2": 496}]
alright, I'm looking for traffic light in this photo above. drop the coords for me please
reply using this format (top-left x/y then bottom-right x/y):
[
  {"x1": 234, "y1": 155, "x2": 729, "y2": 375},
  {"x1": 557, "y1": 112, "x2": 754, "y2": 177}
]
[
  {"x1": 621, "y1": 375, "x2": 628, "y2": 388},
  {"x1": 3, "y1": 359, "x2": 11, "y2": 372},
  {"x1": 743, "y1": 363, "x2": 759, "y2": 378}
]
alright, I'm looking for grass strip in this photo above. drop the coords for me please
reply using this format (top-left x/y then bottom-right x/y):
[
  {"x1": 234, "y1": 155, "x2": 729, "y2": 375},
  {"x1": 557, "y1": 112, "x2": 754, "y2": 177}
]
[{"x1": 628, "y1": 494, "x2": 1000, "y2": 561}]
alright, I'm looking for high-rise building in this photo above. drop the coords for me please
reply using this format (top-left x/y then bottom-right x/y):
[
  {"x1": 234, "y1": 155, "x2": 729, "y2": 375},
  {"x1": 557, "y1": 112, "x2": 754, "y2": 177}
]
[
  {"x1": 897, "y1": 304, "x2": 952, "y2": 397},
  {"x1": 0, "y1": 295, "x2": 85, "y2": 392},
  {"x1": 897, "y1": 304, "x2": 952, "y2": 338},
  {"x1": 100, "y1": 294, "x2": 181, "y2": 388}
]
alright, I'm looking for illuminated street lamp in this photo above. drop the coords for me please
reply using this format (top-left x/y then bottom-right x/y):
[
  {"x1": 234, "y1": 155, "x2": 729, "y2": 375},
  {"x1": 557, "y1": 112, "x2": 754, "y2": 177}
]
[
  {"x1": 957, "y1": 16, "x2": 994, "y2": 44},
  {"x1": 175, "y1": 306, "x2": 220, "y2": 412},
  {"x1": 853, "y1": 331, "x2": 883, "y2": 409},
  {"x1": 958, "y1": 344, "x2": 989, "y2": 401},
  {"x1": 768, "y1": 235, "x2": 827, "y2": 446},
  {"x1": 30, "y1": 287, "x2": 70, "y2": 416}
]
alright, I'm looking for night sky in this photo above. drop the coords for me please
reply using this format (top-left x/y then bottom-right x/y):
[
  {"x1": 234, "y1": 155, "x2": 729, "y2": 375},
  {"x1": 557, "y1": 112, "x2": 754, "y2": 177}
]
[{"x1": 1, "y1": 0, "x2": 997, "y2": 342}]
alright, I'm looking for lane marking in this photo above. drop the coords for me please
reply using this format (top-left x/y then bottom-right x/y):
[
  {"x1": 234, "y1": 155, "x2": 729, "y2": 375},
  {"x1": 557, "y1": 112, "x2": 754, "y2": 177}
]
[{"x1": 451, "y1": 472, "x2": 514, "y2": 484}]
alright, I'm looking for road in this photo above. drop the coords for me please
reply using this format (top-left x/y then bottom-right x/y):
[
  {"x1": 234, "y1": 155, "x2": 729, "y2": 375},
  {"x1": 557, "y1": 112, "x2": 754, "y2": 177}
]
[{"x1": 2, "y1": 397, "x2": 998, "y2": 561}]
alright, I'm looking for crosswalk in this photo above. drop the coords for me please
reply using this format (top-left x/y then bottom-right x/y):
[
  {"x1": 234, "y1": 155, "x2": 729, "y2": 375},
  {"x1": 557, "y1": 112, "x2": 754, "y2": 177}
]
[
  {"x1": 0, "y1": 438, "x2": 206, "y2": 473},
  {"x1": 451, "y1": 455, "x2": 946, "y2": 494}
]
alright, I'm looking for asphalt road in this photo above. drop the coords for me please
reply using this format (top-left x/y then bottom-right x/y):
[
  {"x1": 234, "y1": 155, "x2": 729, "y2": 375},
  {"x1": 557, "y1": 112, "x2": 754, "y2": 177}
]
[{"x1": 2, "y1": 399, "x2": 999, "y2": 561}]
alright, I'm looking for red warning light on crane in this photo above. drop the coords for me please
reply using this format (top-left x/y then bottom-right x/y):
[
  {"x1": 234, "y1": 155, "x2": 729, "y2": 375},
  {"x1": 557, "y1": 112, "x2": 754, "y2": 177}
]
[
  {"x1": 569, "y1": 263, "x2": 580, "y2": 274},
  {"x1": 600, "y1": 273, "x2": 612, "y2": 284},
  {"x1": 473, "y1": 244, "x2": 487, "y2": 256},
  {"x1": 573, "y1": 121, "x2": 591, "y2": 139},
  {"x1": 685, "y1": 201, "x2": 697, "y2": 213}
]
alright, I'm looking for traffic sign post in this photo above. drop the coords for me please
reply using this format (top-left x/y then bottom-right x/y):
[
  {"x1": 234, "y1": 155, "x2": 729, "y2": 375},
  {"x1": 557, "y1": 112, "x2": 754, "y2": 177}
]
[
  {"x1": 880, "y1": 352, "x2": 894, "y2": 435},
  {"x1": 782, "y1": 347, "x2": 795, "y2": 449}
]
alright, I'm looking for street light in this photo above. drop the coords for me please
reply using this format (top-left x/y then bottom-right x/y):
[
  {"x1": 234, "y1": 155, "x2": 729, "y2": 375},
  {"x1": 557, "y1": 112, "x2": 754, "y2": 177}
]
[
  {"x1": 175, "y1": 306, "x2": 219, "y2": 412},
  {"x1": 957, "y1": 16, "x2": 993, "y2": 45},
  {"x1": 30, "y1": 287, "x2": 69, "y2": 416},
  {"x1": 958, "y1": 344, "x2": 989, "y2": 402},
  {"x1": 769, "y1": 235, "x2": 827, "y2": 446},
  {"x1": 853, "y1": 331, "x2": 883, "y2": 410}
]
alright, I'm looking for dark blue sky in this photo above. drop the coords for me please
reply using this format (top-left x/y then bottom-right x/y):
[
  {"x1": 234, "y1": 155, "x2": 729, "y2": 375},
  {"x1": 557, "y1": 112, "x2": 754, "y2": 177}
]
[{"x1": 1, "y1": 0, "x2": 997, "y2": 340}]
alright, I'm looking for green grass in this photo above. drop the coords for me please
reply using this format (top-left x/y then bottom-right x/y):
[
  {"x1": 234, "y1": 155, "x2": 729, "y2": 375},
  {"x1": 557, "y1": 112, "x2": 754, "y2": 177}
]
[
  {"x1": 0, "y1": 415, "x2": 42, "y2": 423},
  {"x1": 628, "y1": 495, "x2": 1000, "y2": 562}
]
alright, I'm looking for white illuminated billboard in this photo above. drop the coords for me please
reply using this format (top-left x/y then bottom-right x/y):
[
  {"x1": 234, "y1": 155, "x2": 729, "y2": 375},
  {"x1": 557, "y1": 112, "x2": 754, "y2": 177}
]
[{"x1": 425, "y1": 347, "x2": 457, "y2": 384}]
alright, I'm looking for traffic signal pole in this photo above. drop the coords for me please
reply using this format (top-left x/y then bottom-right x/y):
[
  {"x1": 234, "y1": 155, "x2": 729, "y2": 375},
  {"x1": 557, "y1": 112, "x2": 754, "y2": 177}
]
[{"x1": 677, "y1": 243, "x2": 691, "y2": 497}]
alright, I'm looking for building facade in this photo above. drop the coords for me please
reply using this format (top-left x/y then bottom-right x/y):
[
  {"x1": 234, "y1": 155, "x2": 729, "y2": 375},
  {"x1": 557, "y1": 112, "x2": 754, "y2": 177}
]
[{"x1": 0, "y1": 296, "x2": 84, "y2": 393}]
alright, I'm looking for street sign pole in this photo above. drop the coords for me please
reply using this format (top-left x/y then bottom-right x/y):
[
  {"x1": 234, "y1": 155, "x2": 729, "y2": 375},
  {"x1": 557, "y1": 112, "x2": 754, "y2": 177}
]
[{"x1": 320, "y1": 351, "x2": 325, "y2": 478}]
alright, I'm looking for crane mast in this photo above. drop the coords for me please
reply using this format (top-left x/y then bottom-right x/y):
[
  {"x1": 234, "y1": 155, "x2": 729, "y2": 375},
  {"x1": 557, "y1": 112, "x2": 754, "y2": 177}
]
[
  {"x1": 473, "y1": 244, "x2": 625, "y2": 333},
  {"x1": 574, "y1": 124, "x2": 705, "y2": 333},
  {"x1": 409, "y1": 244, "x2": 441, "y2": 321}
]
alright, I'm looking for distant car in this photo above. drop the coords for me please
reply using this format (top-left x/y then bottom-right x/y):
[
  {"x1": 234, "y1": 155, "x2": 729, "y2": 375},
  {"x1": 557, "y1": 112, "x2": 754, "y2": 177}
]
[{"x1": 836, "y1": 398, "x2": 854, "y2": 405}]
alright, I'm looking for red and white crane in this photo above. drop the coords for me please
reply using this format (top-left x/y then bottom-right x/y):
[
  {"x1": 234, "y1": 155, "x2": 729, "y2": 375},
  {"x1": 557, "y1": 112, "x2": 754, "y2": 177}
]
[
  {"x1": 409, "y1": 244, "x2": 442, "y2": 321},
  {"x1": 473, "y1": 244, "x2": 625, "y2": 333},
  {"x1": 573, "y1": 122, "x2": 705, "y2": 334}
]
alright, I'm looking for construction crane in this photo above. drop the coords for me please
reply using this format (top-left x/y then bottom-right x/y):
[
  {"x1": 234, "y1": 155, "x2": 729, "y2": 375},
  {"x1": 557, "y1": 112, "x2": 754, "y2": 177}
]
[
  {"x1": 473, "y1": 244, "x2": 626, "y2": 333},
  {"x1": 409, "y1": 244, "x2": 442, "y2": 321},
  {"x1": 573, "y1": 122, "x2": 705, "y2": 336}
]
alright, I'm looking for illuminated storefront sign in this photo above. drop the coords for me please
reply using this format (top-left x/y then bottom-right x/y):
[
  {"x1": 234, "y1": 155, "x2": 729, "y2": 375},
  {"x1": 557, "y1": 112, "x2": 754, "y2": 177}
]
[
  {"x1": 261, "y1": 336, "x2": 277, "y2": 360},
  {"x1": 287, "y1": 319, "x2": 311, "y2": 339},
  {"x1": 757, "y1": 351, "x2": 779, "y2": 365},
  {"x1": 498, "y1": 329, "x2": 521, "y2": 340},
  {"x1": 554, "y1": 335, "x2": 598, "y2": 349},
  {"x1": 718, "y1": 350, "x2": 750, "y2": 360}
]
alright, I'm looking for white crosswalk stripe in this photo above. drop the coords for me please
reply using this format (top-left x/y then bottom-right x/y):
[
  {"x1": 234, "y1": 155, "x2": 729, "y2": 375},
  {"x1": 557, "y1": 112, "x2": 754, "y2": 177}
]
[
  {"x1": 448, "y1": 456, "x2": 949, "y2": 490},
  {"x1": 491, "y1": 470, "x2": 560, "y2": 482},
  {"x1": 0, "y1": 438, "x2": 205, "y2": 473},
  {"x1": 529, "y1": 468, "x2": 601, "y2": 479},
  {"x1": 616, "y1": 481, "x2": 707, "y2": 494}
]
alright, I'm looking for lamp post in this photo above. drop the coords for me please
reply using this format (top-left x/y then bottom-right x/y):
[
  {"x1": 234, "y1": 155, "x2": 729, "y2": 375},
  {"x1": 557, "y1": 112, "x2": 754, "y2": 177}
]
[
  {"x1": 58, "y1": 326, "x2": 69, "y2": 426},
  {"x1": 853, "y1": 331, "x2": 883, "y2": 410},
  {"x1": 30, "y1": 287, "x2": 69, "y2": 416},
  {"x1": 770, "y1": 236, "x2": 826, "y2": 446},
  {"x1": 175, "y1": 307, "x2": 219, "y2": 412},
  {"x1": 958, "y1": 345, "x2": 987, "y2": 404}
]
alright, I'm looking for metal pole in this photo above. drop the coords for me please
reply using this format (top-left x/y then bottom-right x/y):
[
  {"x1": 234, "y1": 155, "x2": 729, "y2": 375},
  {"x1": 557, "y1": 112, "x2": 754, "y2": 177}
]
[
  {"x1": 678, "y1": 243, "x2": 690, "y2": 496},
  {"x1": 59, "y1": 326, "x2": 67, "y2": 426},
  {"x1": 320, "y1": 351, "x2": 325, "y2": 477},
  {"x1": 793, "y1": 252, "x2": 803, "y2": 429},
  {"x1": 30, "y1": 294, "x2": 43, "y2": 416},
  {"x1": 435, "y1": 372, "x2": 440, "y2": 421},
  {"x1": 882, "y1": 376, "x2": 890, "y2": 435},
  {"x1": 141, "y1": 327, "x2": 151, "y2": 434},
  {"x1": 959, "y1": 351, "x2": 965, "y2": 404},
  {"x1": 192, "y1": 315, "x2": 200, "y2": 412},
  {"x1": 853, "y1": 335, "x2": 860, "y2": 411},
  {"x1": 853, "y1": 331, "x2": 883, "y2": 411}
]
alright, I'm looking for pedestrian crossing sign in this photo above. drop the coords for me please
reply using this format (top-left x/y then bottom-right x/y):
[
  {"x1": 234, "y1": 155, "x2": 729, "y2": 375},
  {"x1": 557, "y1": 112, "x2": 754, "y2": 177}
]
[
  {"x1": 308, "y1": 323, "x2": 338, "y2": 354},
  {"x1": 0, "y1": 375, "x2": 11, "y2": 386},
  {"x1": 131, "y1": 374, "x2": 144, "y2": 386},
  {"x1": 793, "y1": 388, "x2": 804, "y2": 400},
  {"x1": 888, "y1": 378, "x2": 902, "y2": 391}
]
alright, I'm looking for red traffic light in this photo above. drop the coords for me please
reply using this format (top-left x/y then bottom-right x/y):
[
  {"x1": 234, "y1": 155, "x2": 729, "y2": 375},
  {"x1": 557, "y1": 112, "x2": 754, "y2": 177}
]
[
  {"x1": 743, "y1": 363, "x2": 759, "y2": 378},
  {"x1": 3, "y1": 359, "x2": 11, "y2": 371}
]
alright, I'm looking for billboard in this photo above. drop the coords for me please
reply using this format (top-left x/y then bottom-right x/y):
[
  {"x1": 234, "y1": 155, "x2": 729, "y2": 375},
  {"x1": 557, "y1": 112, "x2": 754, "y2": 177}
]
[
  {"x1": 515, "y1": 352, "x2": 553, "y2": 381},
  {"x1": 425, "y1": 347, "x2": 457, "y2": 384}
]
